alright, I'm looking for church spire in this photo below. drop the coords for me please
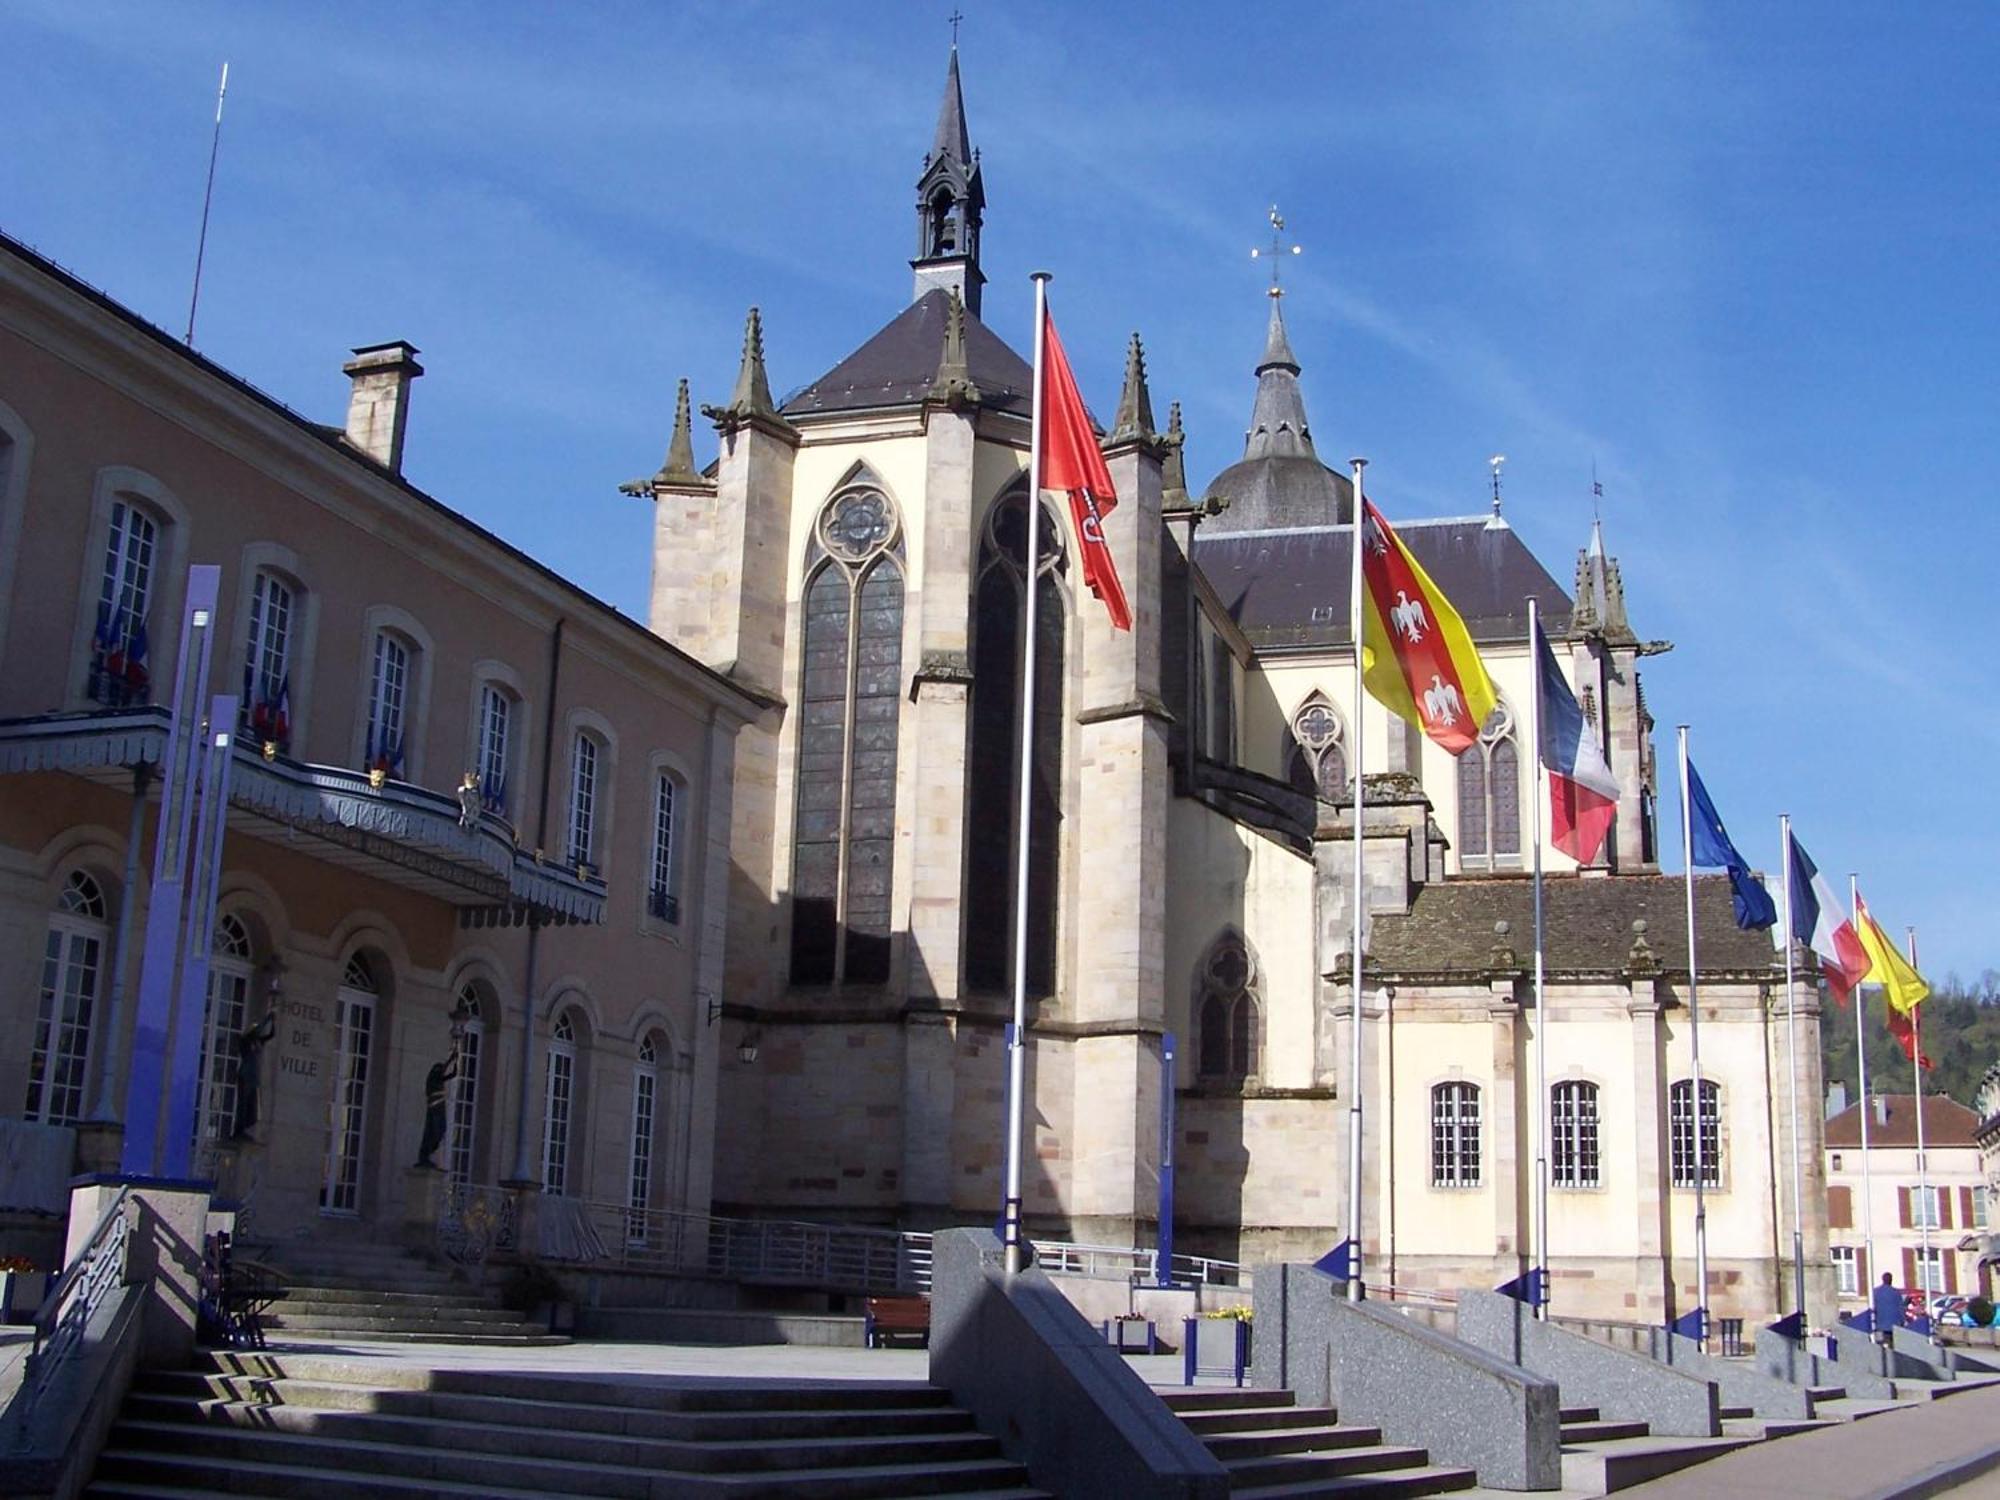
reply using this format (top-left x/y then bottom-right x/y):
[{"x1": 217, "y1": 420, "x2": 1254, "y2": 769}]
[
  {"x1": 1107, "y1": 331, "x2": 1159, "y2": 446},
  {"x1": 1244, "y1": 296, "x2": 1315, "y2": 462},
  {"x1": 912, "y1": 45, "x2": 986, "y2": 315}
]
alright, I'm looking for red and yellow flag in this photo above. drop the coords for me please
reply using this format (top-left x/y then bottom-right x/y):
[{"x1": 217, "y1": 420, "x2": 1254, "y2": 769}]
[
  {"x1": 1359, "y1": 500, "x2": 1497, "y2": 755},
  {"x1": 1853, "y1": 892, "x2": 1930, "y2": 1015}
]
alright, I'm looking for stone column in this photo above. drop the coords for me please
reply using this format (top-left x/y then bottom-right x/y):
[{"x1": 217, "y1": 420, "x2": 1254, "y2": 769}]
[
  {"x1": 683, "y1": 712, "x2": 740, "y2": 1218},
  {"x1": 1627, "y1": 975, "x2": 1670, "y2": 1317},
  {"x1": 1064, "y1": 339, "x2": 1170, "y2": 1245},
  {"x1": 1488, "y1": 990, "x2": 1522, "y2": 1262}
]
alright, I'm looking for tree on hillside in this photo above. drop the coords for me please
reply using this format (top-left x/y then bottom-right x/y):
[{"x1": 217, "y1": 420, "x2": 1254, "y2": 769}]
[{"x1": 1818, "y1": 971, "x2": 2000, "y2": 1113}]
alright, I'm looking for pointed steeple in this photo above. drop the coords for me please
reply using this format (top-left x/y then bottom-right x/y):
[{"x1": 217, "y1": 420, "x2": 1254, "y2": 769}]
[
  {"x1": 1572, "y1": 519, "x2": 1636, "y2": 645},
  {"x1": 621, "y1": 377, "x2": 713, "y2": 496},
  {"x1": 1257, "y1": 296, "x2": 1300, "y2": 375},
  {"x1": 1161, "y1": 400, "x2": 1189, "y2": 509},
  {"x1": 912, "y1": 46, "x2": 986, "y2": 315},
  {"x1": 1243, "y1": 297, "x2": 1315, "y2": 462},
  {"x1": 703, "y1": 307, "x2": 795, "y2": 440},
  {"x1": 1106, "y1": 332, "x2": 1160, "y2": 447},
  {"x1": 933, "y1": 47, "x2": 972, "y2": 166}
]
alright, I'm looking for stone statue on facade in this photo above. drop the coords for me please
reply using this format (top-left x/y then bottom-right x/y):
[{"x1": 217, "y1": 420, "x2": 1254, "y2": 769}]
[
  {"x1": 413, "y1": 1040, "x2": 463, "y2": 1169},
  {"x1": 229, "y1": 1008, "x2": 278, "y2": 1140}
]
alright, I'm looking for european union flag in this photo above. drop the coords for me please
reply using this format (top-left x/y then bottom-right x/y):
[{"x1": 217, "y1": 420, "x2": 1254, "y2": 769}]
[{"x1": 1686, "y1": 759, "x2": 1777, "y2": 931}]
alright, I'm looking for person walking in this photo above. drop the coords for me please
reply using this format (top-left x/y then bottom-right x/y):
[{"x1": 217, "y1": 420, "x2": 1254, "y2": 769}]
[{"x1": 1871, "y1": 1270, "x2": 1906, "y2": 1345}]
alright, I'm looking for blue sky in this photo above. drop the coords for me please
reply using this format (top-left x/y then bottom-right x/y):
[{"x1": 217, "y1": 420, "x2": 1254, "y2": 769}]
[{"x1": 8, "y1": 3, "x2": 1995, "y2": 981}]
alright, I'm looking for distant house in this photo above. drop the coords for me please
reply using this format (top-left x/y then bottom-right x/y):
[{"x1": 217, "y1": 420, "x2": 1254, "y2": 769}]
[{"x1": 1824, "y1": 1091, "x2": 1988, "y2": 1307}]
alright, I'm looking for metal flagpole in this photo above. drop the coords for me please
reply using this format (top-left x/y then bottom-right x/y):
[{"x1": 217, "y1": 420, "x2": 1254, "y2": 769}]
[
  {"x1": 1001, "y1": 272, "x2": 1052, "y2": 1276},
  {"x1": 1909, "y1": 925, "x2": 1931, "y2": 1312},
  {"x1": 1675, "y1": 727, "x2": 1709, "y2": 1347},
  {"x1": 1528, "y1": 600, "x2": 1550, "y2": 1317},
  {"x1": 1780, "y1": 815, "x2": 1807, "y2": 1319},
  {"x1": 186, "y1": 62, "x2": 230, "y2": 346},
  {"x1": 1852, "y1": 873, "x2": 1875, "y2": 1289},
  {"x1": 1345, "y1": 458, "x2": 1369, "y2": 1302}
]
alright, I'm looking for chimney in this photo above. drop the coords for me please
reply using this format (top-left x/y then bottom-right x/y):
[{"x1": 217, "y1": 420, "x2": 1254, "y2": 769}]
[
  {"x1": 342, "y1": 341, "x2": 424, "y2": 473},
  {"x1": 1827, "y1": 1081, "x2": 1848, "y2": 1117},
  {"x1": 1873, "y1": 1095, "x2": 1889, "y2": 1126}
]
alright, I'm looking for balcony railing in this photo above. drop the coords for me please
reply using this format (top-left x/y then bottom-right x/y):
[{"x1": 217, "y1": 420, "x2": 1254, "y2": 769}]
[{"x1": 647, "y1": 885, "x2": 680, "y2": 924}]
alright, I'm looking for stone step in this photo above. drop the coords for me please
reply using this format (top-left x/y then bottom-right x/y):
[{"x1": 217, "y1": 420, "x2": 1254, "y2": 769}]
[
  {"x1": 129, "y1": 1380, "x2": 979, "y2": 1441},
  {"x1": 1222, "y1": 1442, "x2": 1437, "y2": 1489},
  {"x1": 103, "y1": 1424, "x2": 1008, "y2": 1496},
  {"x1": 262, "y1": 1315, "x2": 541, "y2": 1338},
  {"x1": 1558, "y1": 1418, "x2": 1652, "y2": 1444},
  {"x1": 1178, "y1": 1403, "x2": 1342, "y2": 1435},
  {"x1": 1205, "y1": 1424, "x2": 1392, "y2": 1461},
  {"x1": 1558, "y1": 1433, "x2": 1755, "y2": 1494},
  {"x1": 189, "y1": 1352, "x2": 950, "y2": 1413},
  {"x1": 1158, "y1": 1387, "x2": 1298, "y2": 1412},
  {"x1": 1557, "y1": 1406, "x2": 1600, "y2": 1424},
  {"x1": 1227, "y1": 1463, "x2": 1479, "y2": 1498},
  {"x1": 264, "y1": 1329, "x2": 572, "y2": 1347},
  {"x1": 1717, "y1": 1404, "x2": 1754, "y2": 1420},
  {"x1": 94, "y1": 1448, "x2": 1040, "y2": 1500},
  {"x1": 265, "y1": 1304, "x2": 528, "y2": 1328},
  {"x1": 272, "y1": 1287, "x2": 495, "y2": 1308}
]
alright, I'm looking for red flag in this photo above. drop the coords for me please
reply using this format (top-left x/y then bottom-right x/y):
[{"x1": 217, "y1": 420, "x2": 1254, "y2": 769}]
[
  {"x1": 1887, "y1": 1005, "x2": 1934, "y2": 1070},
  {"x1": 1038, "y1": 309, "x2": 1132, "y2": 631}
]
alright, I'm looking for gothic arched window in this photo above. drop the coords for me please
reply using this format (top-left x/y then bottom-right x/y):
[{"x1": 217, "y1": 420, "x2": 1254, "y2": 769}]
[
  {"x1": 1285, "y1": 695, "x2": 1348, "y2": 801},
  {"x1": 1195, "y1": 934, "x2": 1259, "y2": 1082},
  {"x1": 1456, "y1": 701, "x2": 1521, "y2": 870},
  {"x1": 965, "y1": 487, "x2": 1067, "y2": 996},
  {"x1": 790, "y1": 481, "x2": 906, "y2": 987}
]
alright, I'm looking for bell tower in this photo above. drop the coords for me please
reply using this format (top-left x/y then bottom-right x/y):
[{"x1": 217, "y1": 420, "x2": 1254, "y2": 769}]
[{"x1": 911, "y1": 47, "x2": 985, "y2": 316}]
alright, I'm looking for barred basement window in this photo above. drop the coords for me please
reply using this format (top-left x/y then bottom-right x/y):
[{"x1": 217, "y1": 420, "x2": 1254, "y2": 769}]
[
  {"x1": 1551, "y1": 1080, "x2": 1601, "y2": 1189},
  {"x1": 965, "y1": 487, "x2": 1066, "y2": 995},
  {"x1": 790, "y1": 480, "x2": 906, "y2": 987},
  {"x1": 1431, "y1": 1081, "x2": 1482, "y2": 1188},
  {"x1": 1668, "y1": 1078, "x2": 1721, "y2": 1188}
]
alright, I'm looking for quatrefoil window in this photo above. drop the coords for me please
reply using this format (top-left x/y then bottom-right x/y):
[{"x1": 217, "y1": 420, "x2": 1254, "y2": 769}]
[{"x1": 819, "y1": 487, "x2": 898, "y2": 563}]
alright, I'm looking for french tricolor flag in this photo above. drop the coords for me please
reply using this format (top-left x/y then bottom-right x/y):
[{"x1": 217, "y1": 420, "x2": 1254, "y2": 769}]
[
  {"x1": 1789, "y1": 833, "x2": 1869, "y2": 1006},
  {"x1": 1534, "y1": 622, "x2": 1620, "y2": 865}
]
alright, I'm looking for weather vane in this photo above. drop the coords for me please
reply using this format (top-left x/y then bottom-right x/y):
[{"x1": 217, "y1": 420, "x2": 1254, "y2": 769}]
[
  {"x1": 1489, "y1": 454, "x2": 1506, "y2": 516},
  {"x1": 948, "y1": 7, "x2": 963, "y2": 45},
  {"x1": 1591, "y1": 459, "x2": 1604, "y2": 522},
  {"x1": 1250, "y1": 204, "x2": 1302, "y2": 299}
]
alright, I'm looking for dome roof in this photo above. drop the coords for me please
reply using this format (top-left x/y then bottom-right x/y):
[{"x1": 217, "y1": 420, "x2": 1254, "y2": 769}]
[{"x1": 1200, "y1": 297, "x2": 1351, "y2": 533}]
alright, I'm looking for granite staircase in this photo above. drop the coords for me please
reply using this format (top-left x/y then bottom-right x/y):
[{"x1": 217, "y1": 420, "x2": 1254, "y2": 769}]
[
  {"x1": 1161, "y1": 1387, "x2": 1477, "y2": 1497},
  {"x1": 253, "y1": 1240, "x2": 562, "y2": 1346},
  {"x1": 84, "y1": 1348, "x2": 1048, "y2": 1499}
]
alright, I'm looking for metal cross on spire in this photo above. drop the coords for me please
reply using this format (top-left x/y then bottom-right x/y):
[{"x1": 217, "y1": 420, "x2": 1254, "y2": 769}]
[
  {"x1": 948, "y1": 7, "x2": 964, "y2": 45},
  {"x1": 1250, "y1": 204, "x2": 1302, "y2": 299},
  {"x1": 1489, "y1": 454, "x2": 1506, "y2": 516}
]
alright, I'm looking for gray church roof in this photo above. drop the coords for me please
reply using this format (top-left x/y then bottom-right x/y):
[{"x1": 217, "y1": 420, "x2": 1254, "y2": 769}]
[
  {"x1": 781, "y1": 289, "x2": 1032, "y2": 418},
  {"x1": 1194, "y1": 515, "x2": 1574, "y2": 649},
  {"x1": 1371, "y1": 872, "x2": 1778, "y2": 976}
]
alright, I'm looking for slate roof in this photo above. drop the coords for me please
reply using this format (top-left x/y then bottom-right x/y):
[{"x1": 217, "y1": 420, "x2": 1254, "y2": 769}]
[
  {"x1": 1193, "y1": 516, "x2": 1575, "y2": 649},
  {"x1": 1825, "y1": 1095, "x2": 1979, "y2": 1149},
  {"x1": 781, "y1": 289, "x2": 1032, "y2": 418},
  {"x1": 1368, "y1": 872, "x2": 1778, "y2": 976}
]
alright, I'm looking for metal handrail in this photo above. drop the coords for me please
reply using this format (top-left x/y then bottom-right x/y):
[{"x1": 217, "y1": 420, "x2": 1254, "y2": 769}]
[{"x1": 13, "y1": 1185, "x2": 134, "y2": 1448}]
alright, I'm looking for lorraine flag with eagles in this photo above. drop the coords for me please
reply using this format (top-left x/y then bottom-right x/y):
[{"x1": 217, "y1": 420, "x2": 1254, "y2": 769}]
[
  {"x1": 1038, "y1": 305, "x2": 1132, "y2": 631},
  {"x1": 1358, "y1": 499, "x2": 1497, "y2": 755}
]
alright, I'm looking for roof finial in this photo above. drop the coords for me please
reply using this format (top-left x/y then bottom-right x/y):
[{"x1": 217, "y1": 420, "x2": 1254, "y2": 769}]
[
  {"x1": 1162, "y1": 400, "x2": 1189, "y2": 506},
  {"x1": 620, "y1": 377, "x2": 713, "y2": 495},
  {"x1": 926, "y1": 287, "x2": 982, "y2": 408},
  {"x1": 1250, "y1": 204, "x2": 1302, "y2": 301},
  {"x1": 1489, "y1": 454, "x2": 1506, "y2": 518},
  {"x1": 1108, "y1": 331, "x2": 1159, "y2": 446},
  {"x1": 702, "y1": 307, "x2": 795, "y2": 438},
  {"x1": 949, "y1": 7, "x2": 963, "y2": 46}
]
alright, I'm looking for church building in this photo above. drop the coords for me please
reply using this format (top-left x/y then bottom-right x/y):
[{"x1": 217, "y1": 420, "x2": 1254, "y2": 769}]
[{"x1": 630, "y1": 48, "x2": 1832, "y2": 1325}]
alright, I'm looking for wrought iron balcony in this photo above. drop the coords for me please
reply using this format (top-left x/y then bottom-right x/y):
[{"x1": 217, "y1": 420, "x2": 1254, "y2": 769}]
[{"x1": 648, "y1": 884, "x2": 680, "y2": 924}]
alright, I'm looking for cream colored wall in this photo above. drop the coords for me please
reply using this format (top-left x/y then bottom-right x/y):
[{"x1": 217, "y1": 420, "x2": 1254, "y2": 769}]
[
  {"x1": 1249, "y1": 643, "x2": 1584, "y2": 875},
  {"x1": 1163, "y1": 796, "x2": 1315, "y2": 1090}
]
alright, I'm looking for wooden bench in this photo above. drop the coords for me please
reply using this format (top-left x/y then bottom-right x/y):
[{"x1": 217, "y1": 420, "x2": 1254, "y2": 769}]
[{"x1": 864, "y1": 1295, "x2": 931, "y2": 1349}]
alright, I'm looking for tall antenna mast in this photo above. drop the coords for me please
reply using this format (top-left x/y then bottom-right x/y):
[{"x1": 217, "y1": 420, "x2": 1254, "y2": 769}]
[{"x1": 185, "y1": 62, "x2": 230, "y2": 346}]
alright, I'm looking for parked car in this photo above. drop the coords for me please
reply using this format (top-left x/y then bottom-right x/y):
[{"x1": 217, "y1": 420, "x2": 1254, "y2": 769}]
[{"x1": 1930, "y1": 1295, "x2": 1972, "y2": 1326}]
